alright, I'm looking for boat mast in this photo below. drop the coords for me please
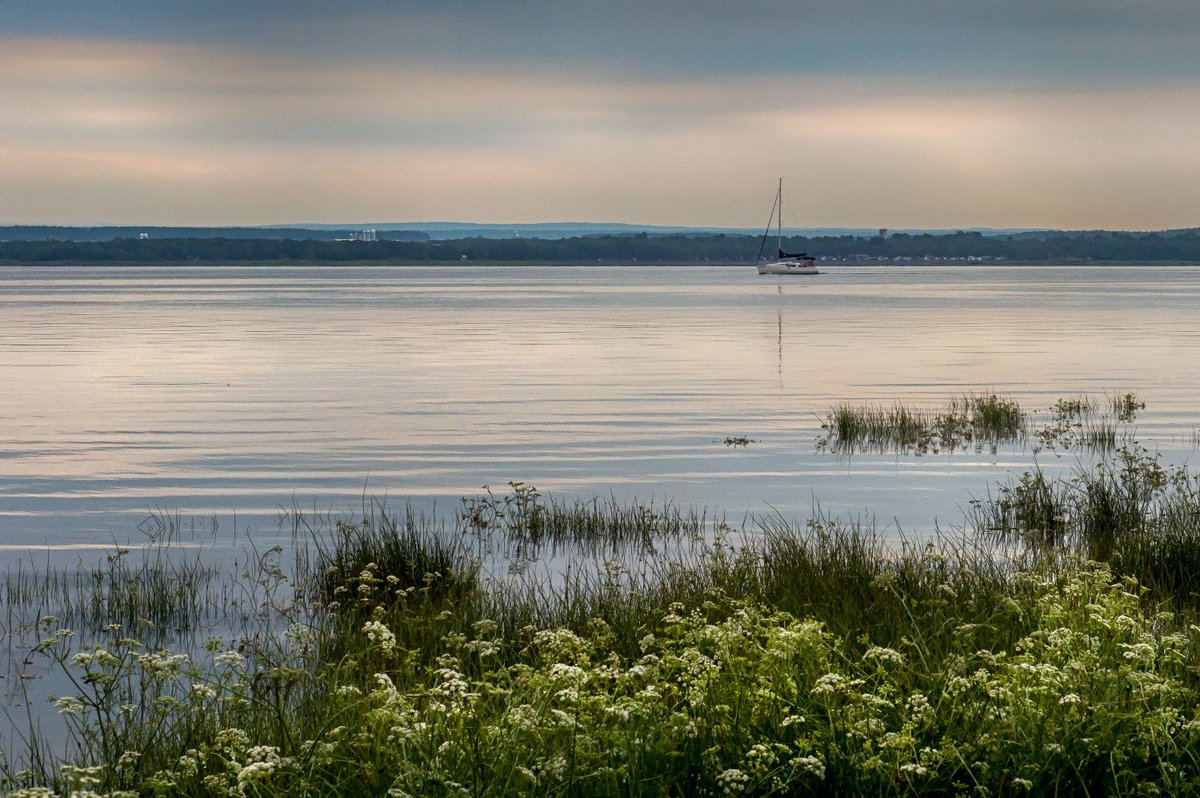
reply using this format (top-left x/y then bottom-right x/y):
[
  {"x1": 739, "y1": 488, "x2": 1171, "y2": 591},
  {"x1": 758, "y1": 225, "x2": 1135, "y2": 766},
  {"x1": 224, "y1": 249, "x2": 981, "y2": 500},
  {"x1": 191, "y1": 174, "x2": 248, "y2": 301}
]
[{"x1": 777, "y1": 177, "x2": 782, "y2": 257}]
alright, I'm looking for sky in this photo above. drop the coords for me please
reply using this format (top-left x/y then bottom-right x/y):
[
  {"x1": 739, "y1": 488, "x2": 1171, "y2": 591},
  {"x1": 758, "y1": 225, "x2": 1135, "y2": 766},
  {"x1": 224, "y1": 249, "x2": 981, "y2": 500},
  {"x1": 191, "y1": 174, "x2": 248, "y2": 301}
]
[{"x1": 2, "y1": 1, "x2": 1199, "y2": 229}]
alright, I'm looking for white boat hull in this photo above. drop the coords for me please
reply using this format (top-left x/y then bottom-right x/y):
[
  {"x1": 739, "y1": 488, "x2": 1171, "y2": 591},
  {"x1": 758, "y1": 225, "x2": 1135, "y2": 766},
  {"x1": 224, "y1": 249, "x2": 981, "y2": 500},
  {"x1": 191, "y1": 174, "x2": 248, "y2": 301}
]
[{"x1": 757, "y1": 261, "x2": 820, "y2": 276}]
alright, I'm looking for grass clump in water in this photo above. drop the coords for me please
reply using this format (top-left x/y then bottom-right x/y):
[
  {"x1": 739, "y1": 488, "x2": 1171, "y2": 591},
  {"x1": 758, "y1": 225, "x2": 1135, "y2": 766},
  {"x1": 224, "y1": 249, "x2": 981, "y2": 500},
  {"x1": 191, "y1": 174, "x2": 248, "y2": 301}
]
[
  {"x1": 977, "y1": 443, "x2": 1200, "y2": 604},
  {"x1": 819, "y1": 392, "x2": 1025, "y2": 455},
  {"x1": 819, "y1": 392, "x2": 1145, "y2": 456},
  {"x1": 1111, "y1": 391, "x2": 1145, "y2": 422},
  {"x1": 1033, "y1": 392, "x2": 1143, "y2": 454}
]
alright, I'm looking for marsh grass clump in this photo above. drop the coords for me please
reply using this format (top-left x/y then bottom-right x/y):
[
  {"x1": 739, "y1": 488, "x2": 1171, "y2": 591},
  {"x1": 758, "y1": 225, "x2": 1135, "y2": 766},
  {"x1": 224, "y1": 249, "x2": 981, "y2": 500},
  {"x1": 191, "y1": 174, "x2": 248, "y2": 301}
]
[
  {"x1": 1110, "y1": 391, "x2": 1146, "y2": 422},
  {"x1": 1081, "y1": 418, "x2": 1118, "y2": 450},
  {"x1": 1052, "y1": 395, "x2": 1097, "y2": 418},
  {"x1": 313, "y1": 506, "x2": 474, "y2": 607},
  {"x1": 458, "y1": 482, "x2": 707, "y2": 556},
  {"x1": 974, "y1": 468, "x2": 1073, "y2": 547},
  {"x1": 821, "y1": 402, "x2": 936, "y2": 454},
  {"x1": 975, "y1": 444, "x2": 1200, "y2": 604},
  {"x1": 949, "y1": 391, "x2": 1024, "y2": 437},
  {"x1": 1033, "y1": 392, "x2": 1142, "y2": 454},
  {"x1": 751, "y1": 517, "x2": 1032, "y2": 660},
  {"x1": 821, "y1": 392, "x2": 1148, "y2": 457},
  {"x1": 1, "y1": 545, "x2": 229, "y2": 656},
  {"x1": 819, "y1": 392, "x2": 1025, "y2": 455}
]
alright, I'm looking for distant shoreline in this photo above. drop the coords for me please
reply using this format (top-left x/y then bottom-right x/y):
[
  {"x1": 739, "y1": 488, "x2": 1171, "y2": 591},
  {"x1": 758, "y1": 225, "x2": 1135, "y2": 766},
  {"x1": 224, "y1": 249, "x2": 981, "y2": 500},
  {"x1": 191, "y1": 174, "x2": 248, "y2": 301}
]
[
  {"x1": 3, "y1": 259, "x2": 1200, "y2": 268},
  {"x1": 5, "y1": 229, "x2": 1200, "y2": 264}
]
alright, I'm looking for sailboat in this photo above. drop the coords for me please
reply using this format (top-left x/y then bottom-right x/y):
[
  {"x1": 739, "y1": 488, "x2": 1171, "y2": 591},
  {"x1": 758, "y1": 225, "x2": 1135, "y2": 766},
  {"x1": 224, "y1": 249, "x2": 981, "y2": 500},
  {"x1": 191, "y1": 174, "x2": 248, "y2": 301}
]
[{"x1": 756, "y1": 178, "x2": 820, "y2": 276}]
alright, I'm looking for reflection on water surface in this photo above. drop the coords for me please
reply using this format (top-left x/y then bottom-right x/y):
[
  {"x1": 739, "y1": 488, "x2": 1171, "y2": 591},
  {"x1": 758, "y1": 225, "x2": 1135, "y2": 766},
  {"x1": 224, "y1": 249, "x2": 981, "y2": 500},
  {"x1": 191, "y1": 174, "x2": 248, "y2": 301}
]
[{"x1": 2, "y1": 263, "x2": 1199, "y2": 555}]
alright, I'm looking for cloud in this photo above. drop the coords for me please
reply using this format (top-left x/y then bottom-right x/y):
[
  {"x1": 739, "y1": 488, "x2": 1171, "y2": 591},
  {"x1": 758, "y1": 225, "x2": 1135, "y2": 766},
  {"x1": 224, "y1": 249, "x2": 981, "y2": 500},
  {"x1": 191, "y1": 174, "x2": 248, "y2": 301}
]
[
  {"x1": 1, "y1": 3, "x2": 1199, "y2": 227},
  {"x1": 5, "y1": 1, "x2": 1200, "y2": 83}
]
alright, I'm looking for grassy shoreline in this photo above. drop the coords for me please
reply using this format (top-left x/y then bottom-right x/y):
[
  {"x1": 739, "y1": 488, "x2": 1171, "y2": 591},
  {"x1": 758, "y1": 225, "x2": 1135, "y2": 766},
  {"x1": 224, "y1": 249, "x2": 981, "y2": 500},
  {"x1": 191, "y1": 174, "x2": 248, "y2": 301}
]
[{"x1": 5, "y1": 403, "x2": 1200, "y2": 795}]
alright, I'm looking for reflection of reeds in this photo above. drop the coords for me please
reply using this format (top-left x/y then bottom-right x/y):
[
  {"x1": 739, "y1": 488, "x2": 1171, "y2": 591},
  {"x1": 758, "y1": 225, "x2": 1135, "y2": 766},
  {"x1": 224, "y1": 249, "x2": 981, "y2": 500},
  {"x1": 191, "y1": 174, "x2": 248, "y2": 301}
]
[{"x1": 1081, "y1": 419, "x2": 1118, "y2": 450}]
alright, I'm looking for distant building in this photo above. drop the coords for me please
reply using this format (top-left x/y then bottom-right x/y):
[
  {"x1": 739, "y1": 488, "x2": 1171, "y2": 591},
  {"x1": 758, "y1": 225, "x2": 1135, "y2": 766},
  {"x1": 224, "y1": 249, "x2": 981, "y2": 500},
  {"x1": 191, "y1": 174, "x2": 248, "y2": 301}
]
[
  {"x1": 138, "y1": 232, "x2": 149, "y2": 240},
  {"x1": 879, "y1": 228, "x2": 889, "y2": 239}
]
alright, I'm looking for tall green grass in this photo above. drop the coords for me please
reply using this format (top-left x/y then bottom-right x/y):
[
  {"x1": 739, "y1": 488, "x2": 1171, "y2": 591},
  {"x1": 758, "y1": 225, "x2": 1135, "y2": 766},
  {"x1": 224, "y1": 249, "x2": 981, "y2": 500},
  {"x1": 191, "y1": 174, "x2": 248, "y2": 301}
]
[
  {"x1": 974, "y1": 444, "x2": 1200, "y2": 605},
  {"x1": 8, "y1": 422, "x2": 1200, "y2": 795}
]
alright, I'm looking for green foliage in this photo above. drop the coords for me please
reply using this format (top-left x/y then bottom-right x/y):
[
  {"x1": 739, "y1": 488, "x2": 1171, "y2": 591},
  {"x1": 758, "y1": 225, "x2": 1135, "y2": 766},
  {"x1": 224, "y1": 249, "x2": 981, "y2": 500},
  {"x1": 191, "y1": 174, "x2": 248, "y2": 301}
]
[
  {"x1": 10, "y1": 431, "x2": 1200, "y2": 795},
  {"x1": 12, "y1": 560, "x2": 1200, "y2": 796}
]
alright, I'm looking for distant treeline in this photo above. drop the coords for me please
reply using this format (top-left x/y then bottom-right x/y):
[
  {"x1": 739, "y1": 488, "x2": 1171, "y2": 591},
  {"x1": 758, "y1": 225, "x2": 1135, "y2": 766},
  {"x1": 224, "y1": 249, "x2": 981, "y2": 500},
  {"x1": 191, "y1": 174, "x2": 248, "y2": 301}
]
[
  {"x1": 2, "y1": 230, "x2": 1200, "y2": 263},
  {"x1": 0, "y1": 226, "x2": 429, "y2": 242}
]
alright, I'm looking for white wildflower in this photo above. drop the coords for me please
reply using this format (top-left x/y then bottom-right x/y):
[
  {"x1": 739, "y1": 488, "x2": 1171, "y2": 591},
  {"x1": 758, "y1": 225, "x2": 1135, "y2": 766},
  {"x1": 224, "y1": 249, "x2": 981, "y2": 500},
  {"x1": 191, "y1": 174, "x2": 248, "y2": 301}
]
[
  {"x1": 716, "y1": 768, "x2": 750, "y2": 794},
  {"x1": 237, "y1": 746, "x2": 282, "y2": 792},
  {"x1": 790, "y1": 755, "x2": 825, "y2": 779},
  {"x1": 191, "y1": 683, "x2": 217, "y2": 700},
  {"x1": 363, "y1": 620, "x2": 397, "y2": 653},
  {"x1": 811, "y1": 672, "x2": 846, "y2": 696},
  {"x1": 863, "y1": 646, "x2": 905, "y2": 666}
]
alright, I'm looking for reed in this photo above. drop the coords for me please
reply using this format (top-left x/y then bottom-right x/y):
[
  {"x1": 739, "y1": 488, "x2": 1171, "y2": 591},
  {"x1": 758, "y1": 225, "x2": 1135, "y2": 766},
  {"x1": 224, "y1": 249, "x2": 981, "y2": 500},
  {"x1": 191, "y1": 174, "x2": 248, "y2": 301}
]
[
  {"x1": 1, "y1": 545, "x2": 230, "y2": 652},
  {"x1": 1109, "y1": 391, "x2": 1145, "y2": 422},
  {"x1": 974, "y1": 444, "x2": 1200, "y2": 604},
  {"x1": 1052, "y1": 395, "x2": 1097, "y2": 418},
  {"x1": 819, "y1": 392, "x2": 1025, "y2": 454},
  {"x1": 820, "y1": 393, "x2": 1149, "y2": 456}
]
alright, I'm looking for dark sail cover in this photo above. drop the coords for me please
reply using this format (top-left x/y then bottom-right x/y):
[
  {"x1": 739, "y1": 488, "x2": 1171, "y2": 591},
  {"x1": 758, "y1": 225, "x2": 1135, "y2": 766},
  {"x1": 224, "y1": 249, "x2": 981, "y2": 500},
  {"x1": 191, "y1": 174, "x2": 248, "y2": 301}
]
[{"x1": 779, "y1": 249, "x2": 815, "y2": 260}]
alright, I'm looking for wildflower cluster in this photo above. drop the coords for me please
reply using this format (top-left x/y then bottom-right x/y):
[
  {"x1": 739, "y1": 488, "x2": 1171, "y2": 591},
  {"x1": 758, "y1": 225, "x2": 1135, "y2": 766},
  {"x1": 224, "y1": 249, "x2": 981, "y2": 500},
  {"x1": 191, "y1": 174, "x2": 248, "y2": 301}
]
[{"x1": 12, "y1": 559, "x2": 1200, "y2": 796}]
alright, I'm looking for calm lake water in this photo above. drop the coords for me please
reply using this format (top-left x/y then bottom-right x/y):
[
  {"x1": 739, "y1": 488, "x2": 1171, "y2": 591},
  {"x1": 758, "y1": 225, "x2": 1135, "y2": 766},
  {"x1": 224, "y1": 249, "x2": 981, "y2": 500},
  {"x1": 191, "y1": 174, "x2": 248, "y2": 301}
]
[{"x1": 2, "y1": 262, "x2": 1199, "y2": 559}]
